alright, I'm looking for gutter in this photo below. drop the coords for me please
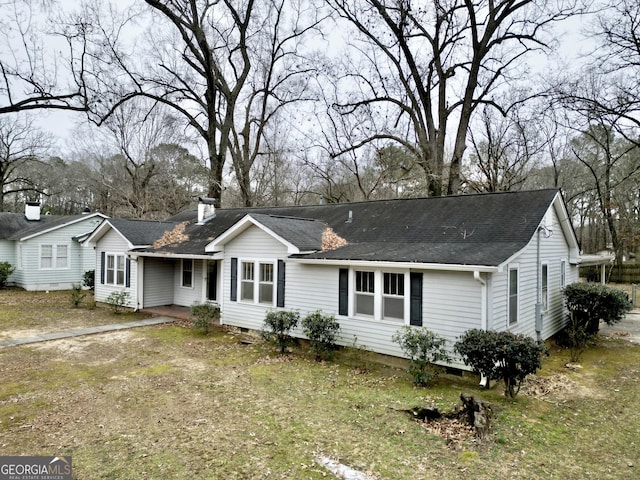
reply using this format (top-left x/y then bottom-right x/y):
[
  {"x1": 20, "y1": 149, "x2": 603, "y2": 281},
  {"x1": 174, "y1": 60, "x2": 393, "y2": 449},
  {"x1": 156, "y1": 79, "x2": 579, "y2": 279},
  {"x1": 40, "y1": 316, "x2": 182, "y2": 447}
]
[
  {"x1": 473, "y1": 271, "x2": 488, "y2": 331},
  {"x1": 288, "y1": 257, "x2": 498, "y2": 273}
]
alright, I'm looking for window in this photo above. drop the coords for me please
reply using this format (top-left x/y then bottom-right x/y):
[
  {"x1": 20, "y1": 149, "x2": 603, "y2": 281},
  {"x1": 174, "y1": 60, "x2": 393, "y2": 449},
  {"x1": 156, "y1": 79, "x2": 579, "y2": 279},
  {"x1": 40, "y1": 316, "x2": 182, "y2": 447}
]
[
  {"x1": 560, "y1": 260, "x2": 566, "y2": 288},
  {"x1": 41, "y1": 245, "x2": 53, "y2": 269},
  {"x1": 241, "y1": 261, "x2": 255, "y2": 301},
  {"x1": 508, "y1": 267, "x2": 518, "y2": 325},
  {"x1": 182, "y1": 259, "x2": 193, "y2": 288},
  {"x1": 40, "y1": 244, "x2": 69, "y2": 269},
  {"x1": 383, "y1": 272, "x2": 404, "y2": 320},
  {"x1": 541, "y1": 263, "x2": 549, "y2": 311},
  {"x1": 355, "y1": 270, "x2": 375, "y2": 315},
  {"x1": 259, "y1": 263, "x2": 274, "y2": 304},
  {"x1": 106, "y1": 254, "x2": 125, "y2": 286},
  {"x1": 56, "y1": 245, "x2": 68, "y2": 268}
]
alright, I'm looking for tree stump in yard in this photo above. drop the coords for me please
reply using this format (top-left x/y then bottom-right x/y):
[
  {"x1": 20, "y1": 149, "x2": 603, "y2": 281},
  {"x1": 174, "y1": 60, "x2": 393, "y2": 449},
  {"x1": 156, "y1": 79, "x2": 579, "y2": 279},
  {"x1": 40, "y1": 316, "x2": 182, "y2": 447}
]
[{"x1": 459, "y1": 393, "x2": 492, "y2": 438}]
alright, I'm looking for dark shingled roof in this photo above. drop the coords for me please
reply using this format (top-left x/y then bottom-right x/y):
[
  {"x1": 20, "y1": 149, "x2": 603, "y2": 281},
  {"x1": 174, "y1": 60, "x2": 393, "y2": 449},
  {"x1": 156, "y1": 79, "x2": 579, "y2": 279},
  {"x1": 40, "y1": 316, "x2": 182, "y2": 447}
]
[
  {"x1": 1, "y1": 213, "x2": 94, "y2": 240},
  {"x1": 248, "y1": 214, "x2": 325, "y2": 251},
  {"x1": 139, "y1": 189, "x2": 560, "y2": 267},
  {"x1": 107, "y1": 218, "x2": 178, "y2": 246}
]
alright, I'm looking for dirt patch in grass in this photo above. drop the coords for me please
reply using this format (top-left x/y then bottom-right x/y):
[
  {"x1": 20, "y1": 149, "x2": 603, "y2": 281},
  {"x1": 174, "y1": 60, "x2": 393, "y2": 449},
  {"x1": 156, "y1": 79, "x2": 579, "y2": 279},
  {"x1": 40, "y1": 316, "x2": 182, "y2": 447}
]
[{"x1": 0, "y1": 289, "x2": 151, "y2": 339}]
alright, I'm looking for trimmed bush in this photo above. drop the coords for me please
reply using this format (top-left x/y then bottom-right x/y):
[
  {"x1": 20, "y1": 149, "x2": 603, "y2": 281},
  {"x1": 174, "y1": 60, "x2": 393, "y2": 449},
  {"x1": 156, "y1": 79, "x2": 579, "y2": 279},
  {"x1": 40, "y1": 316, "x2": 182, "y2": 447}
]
[
  {"x1": 455, "y1": 329, "x2": 548, "y2": 398},
  {"x1": 0, "y1": 261, "x2": 15, "y2": 288},
  {"x1": 563, "y1": 283, "x2": 632, "y2": 335},
  {"x1": 392, "y1": 326, "x2": 450, "y2": 387},
  {"x1": 301, "y1": 310, "x2": 341, "y2": 361},
  {"x1": 106, "y1": 290, "x2": 131, "y2": 314},
  {"x1": 261, "y1": 310, "x2": 300, "y2": 353},
  {"x1": 83, "y1": 270, "x2": 95, "y2": 290},
  {"x1": 190, "y1": 302, "x2": 220, "y2": 334}
]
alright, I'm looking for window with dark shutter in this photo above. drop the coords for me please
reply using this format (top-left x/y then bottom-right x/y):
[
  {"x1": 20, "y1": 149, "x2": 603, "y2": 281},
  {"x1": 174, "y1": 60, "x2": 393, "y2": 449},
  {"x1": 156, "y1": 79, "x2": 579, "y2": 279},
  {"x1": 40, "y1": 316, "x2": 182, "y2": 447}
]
[
  {"x1": 100, "y1": 252, "x2": 105, "y2": 284},
  {"x1": 409, "y1": 272, "x2": 423, "y2": 326},
  {"x1": 338, "y1": 268, "x2": 349, "y2": 316},
  {"x1": 276, "y1": 260, "x2": 285, "y2": 308},
  {"x1": 230, "y1": 257, "x2": 238, "y2": 301},
  {"x1": 125, "y1": 257, "x2": 131, "y2": 288}
]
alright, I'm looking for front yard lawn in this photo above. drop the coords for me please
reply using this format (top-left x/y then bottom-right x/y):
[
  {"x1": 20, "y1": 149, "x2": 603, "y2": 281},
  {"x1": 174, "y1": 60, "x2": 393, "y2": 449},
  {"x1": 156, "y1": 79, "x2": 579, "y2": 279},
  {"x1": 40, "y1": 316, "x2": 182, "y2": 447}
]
[{"x1": 1, "y1": 290, "x2": 639, "y2": 479}]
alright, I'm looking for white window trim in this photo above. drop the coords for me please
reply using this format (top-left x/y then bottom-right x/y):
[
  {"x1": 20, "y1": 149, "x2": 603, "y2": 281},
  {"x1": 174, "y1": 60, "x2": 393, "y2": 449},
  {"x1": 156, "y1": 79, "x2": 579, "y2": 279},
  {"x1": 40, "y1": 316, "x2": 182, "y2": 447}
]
[
  {"x1": 237, "y1": 258, "x2": 277, "y2": 306},
  {"x1": 560, "y1": 259, "x2": 567, "y2": 288},
  {"x1": 351, "y1": 268, "x2": 409, "y2": 324},
  {"x1": 508, "y1": 264, "x2": 519, "y2": 326},
  {"x1": 181, "y1": 259, "x2": 194, "y2": 289},
  {"x1": 105, "y1": 253, "x2": 126, "y2": 287},
  {"x1": 39, "y1": 243, "x2": 70, "y2": 270}
]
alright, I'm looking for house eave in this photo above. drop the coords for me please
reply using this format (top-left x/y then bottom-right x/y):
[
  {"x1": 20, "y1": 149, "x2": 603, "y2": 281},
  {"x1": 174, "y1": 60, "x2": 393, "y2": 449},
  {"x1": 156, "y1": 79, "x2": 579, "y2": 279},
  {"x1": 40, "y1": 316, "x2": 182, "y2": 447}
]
[
  {"x1": 129, "y1": 251, "x2": 217, "y2": 260},
  {"x1": 18, "y1": 213, "x2": 107, "y2": 241},
  {"x1": 288, "y1": 257, "x2": 499, "y2": 272}
]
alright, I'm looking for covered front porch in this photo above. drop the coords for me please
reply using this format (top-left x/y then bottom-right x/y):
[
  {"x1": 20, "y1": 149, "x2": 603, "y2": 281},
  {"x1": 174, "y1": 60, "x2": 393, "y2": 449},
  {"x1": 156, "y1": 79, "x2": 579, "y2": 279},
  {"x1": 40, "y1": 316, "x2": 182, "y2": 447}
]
[{"x1": 134, "y1": 254, "x2": 221, "y2": 310}]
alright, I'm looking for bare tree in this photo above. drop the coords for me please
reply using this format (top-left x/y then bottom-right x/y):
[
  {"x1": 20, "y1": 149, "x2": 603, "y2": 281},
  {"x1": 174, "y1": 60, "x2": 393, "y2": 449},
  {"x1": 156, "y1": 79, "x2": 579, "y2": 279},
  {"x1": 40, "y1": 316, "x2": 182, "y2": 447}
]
[
  {"x1": 324, "y1": 0, "x2": 578, "y2": 196},
  {"x1": 0, "y1": 115, "x2": 51, "y2": 210},
  {"x1": 465, "y1": 103, "x2": 547, "y2": 193},
  {"x1": 0, "y1": 1, "x2": 89, "y2": 115},
  {"x1": 82, "y1": 0, "x2": 326, "y2": 207}
]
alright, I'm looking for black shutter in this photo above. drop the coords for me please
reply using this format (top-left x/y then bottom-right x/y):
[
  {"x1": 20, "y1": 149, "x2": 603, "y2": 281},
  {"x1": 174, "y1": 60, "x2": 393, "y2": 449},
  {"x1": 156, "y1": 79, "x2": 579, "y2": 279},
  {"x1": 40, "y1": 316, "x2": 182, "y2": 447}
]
[
  {"x1": 338, "y1": 268, "x2": 349, "y2": 316},
  {"x1": 276, "y1": 260, "x2": 286, "y2": 308},
  {"x1": 410, "y1": 272, "x2": 423, "y2": 326},
  {"x1": 100, "y1": 252, "x2": 105, "y2": 284},
  {"x1": 230, "y1": 257, "x2": 238, "y2": 301},
  {"x1": 125, "y1": 257, "x2": 131, "y2": 288}
]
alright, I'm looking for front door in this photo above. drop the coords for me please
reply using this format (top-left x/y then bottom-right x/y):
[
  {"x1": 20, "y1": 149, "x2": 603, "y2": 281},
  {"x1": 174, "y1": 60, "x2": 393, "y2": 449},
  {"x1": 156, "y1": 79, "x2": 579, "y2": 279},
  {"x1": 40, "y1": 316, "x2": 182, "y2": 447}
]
[{"x1": 207, "y1": 261, "x2": 218, "y2": 301}]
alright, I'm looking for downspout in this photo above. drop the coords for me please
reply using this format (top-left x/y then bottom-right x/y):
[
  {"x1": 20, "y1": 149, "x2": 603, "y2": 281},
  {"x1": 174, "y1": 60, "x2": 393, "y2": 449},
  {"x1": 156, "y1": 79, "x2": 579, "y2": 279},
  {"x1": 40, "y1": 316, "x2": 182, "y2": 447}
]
[
  {"x1": 473, "y1": 271, "x2": 487, "y2": 331},
  {"x1": 474, "y1": 271, "x2": 488, "y2": 387},
  {"x1": 535, "y1": 227, "x2": 543, "y2": 341}
]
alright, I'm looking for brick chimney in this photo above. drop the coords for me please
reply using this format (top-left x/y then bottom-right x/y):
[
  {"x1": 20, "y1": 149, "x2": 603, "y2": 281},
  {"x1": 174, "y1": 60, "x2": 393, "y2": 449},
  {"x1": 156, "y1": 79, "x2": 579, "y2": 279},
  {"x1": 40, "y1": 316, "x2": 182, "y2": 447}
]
[{"x1": 25, "y1": 201, "x2": 41, "y2": 221}]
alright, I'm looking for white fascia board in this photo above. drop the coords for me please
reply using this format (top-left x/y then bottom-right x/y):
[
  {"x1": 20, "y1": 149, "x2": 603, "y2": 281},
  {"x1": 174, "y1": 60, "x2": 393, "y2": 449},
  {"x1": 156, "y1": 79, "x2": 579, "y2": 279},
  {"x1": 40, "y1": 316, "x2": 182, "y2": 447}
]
[
  {"x1": 20, "y1": 213, "x2": 108, "y2": 242},
  {"x1": 287, "y1": 257, "x2": 498, "y2": 272},
  {"x1": 205, "y1": 214, "x2": 301, "y2": 254},
  {"x1": 83, "y1": 219, "x2": 133, "y2": 249},
  {"x1": 130, "y1": 251, "x2": 216, "y2": 260},
  {"x1": 552, "y1": 193, "x2": 580, "y2": 255}
]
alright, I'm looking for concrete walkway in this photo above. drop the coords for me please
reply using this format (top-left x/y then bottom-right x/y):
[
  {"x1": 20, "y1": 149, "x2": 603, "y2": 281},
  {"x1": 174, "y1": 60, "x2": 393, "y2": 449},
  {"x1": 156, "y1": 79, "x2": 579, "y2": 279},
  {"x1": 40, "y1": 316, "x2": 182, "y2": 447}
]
[
  {"x1": 0, "y1": 317, "x2": 175, "y2": 348},
  {"x1": 600, "y1": 309, "x2": 640, "y2": 344}
]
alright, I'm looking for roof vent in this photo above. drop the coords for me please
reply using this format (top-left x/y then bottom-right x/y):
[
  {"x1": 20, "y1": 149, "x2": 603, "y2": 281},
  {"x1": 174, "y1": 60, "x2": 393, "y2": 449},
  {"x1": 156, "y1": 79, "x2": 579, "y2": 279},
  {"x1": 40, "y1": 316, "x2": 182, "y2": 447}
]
[
  {"x1": 25, "y1": 202, "x2": 41, "y2": 221},
  {"x1": 345, "y1": 210, "x2": 353, "y2": 224},
  {"x1": 197, "y1": 197, "x2": 217, "y2": 224}
]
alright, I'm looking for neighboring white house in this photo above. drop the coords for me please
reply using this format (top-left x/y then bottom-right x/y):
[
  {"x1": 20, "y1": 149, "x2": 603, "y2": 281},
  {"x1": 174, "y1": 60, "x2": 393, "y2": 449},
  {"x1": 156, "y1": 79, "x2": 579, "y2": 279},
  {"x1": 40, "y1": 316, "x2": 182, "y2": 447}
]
[
  {"x1": 87, "y1": 190, "x2": 588, "y2": 367},
  {"x1": 0, "y1": 202, "x2": 106, "y2": 291}
]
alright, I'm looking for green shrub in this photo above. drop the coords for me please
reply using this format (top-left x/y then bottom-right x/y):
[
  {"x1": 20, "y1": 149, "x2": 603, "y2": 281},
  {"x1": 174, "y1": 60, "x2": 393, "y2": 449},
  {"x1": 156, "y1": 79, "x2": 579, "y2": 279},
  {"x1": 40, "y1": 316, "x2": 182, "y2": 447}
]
[
  {"x1": 455, "y1": 329, "x2": 548, "y2": 398},
  {"x1": 82, "y1": 270, "x2": 95, "y2": 290},
  {"x1": 106, "y1": 290, "x2": 131, "y2": 314},
  {"x1": 392, "y1": 326, "x2": 450, "y2": 387},
  {"x1": 301, "y1": 310, "x2": 341, "y2": 361},
  {"x1": 69, "y1": 284, "x2": 87, "y2": 308},
  {"x1": 261, "y1": 310, "x2": 300, "y2": 353},
  {"x1": 563, "y1": 283, "x2": 632, "y2": 335},
  {"x1": 190, "y1": 302, "x2": 220, "y2": 334},
  {"x1": 0, "y1": 261, "x2": 15, "y2": 288}
]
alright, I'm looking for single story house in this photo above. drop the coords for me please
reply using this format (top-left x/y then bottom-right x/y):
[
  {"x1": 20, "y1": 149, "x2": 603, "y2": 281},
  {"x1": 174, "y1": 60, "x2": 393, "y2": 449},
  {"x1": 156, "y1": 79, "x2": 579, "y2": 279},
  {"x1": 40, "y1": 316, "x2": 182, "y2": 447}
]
[
  {"x1": 87, "y1": 190, "x2": 586, "y2": 366},
  {"x1": 0, "y1": 202, "x2": 106, "y2": 290}
]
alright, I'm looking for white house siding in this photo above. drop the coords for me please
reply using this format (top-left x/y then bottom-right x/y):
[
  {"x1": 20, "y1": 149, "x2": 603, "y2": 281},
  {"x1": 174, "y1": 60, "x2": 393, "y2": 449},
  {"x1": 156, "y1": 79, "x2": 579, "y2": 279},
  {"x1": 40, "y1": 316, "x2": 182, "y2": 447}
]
[
  {"x1": 142, "y1": 258, "x2": 174, "y2": 308},
  {"x1": 1, "y1": 241, "x2": 18, "y2": 284},
  {"x1": 15, "y1": 217, "x2": 103, "y2": 291},
  {"x1": 220, "y1": 225, "x2": 290, "y2": 330},
  {"x1": 94, "y1": 229, "x2": 137, "y2": 308},
  {"x1": 172, "y1": 259, "x2": 205, "y2": 307},
  {"x1": 288, "y1": 265, "x2": 483, "y2": 364},
  {"x1": 489, "y1": 205, "x2": 574, "y2": 340}
]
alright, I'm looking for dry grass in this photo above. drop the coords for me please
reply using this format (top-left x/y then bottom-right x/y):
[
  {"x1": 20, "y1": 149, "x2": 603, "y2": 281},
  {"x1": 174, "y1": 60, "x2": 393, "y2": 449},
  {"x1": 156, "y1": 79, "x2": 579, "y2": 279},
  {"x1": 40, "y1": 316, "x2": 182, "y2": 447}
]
[{"x1": 1, "y1": 290, "x2": 639, "y2": 479}]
